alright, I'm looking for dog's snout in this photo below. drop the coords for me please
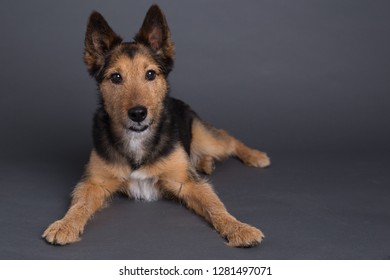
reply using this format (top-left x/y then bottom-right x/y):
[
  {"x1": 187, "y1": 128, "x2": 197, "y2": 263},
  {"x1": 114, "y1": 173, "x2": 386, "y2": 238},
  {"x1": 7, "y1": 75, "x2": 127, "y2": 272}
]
[{"x1": 128, "y1": 106, "x2": 147, "y2": 122}]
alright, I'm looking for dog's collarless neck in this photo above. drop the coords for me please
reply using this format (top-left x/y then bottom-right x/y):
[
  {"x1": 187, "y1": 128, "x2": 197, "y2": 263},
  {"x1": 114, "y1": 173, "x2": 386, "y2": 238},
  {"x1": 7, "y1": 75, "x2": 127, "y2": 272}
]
[{"x1": 128, "y1": 159, "x2": 142, "y2": 171}]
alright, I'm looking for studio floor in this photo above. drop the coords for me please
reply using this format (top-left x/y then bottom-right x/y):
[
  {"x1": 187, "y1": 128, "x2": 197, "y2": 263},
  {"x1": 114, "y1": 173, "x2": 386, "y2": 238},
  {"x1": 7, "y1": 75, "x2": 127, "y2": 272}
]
[{"x1": 1, "y1": 151, "x2": 389, "y2": 259}]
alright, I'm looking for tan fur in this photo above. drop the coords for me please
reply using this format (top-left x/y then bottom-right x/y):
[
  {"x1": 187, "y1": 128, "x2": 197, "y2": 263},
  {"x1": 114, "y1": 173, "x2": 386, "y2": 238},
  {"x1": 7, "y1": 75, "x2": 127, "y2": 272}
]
[
  {"x1": 43, "y1": 143, "x2": 266, "y2": 246},
  {"x1": 43, "y1": 5, "x2": 270, "y2": 247},
  {"x1": 191, "y1": 119, "x2": 270, "y2": 173},
  {"x1": 100, "y1": 49, "x2": 168, "y2": 134},
  {"x1": 43, "y1": 151, "x2": 127, "y2": 245},
  {"x1": 43, "y1": 55, "x2": 269, "y2": 248}
]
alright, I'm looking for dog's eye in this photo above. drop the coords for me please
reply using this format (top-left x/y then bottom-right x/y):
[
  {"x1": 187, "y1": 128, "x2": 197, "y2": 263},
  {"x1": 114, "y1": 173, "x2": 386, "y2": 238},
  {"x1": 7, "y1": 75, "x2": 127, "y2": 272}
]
[
  {"x1": 110, "y1": 73, "x2": 122, "y2": 84},
  {"x1": 145, "y1": 70, "x2": 156, "y2": 81}
]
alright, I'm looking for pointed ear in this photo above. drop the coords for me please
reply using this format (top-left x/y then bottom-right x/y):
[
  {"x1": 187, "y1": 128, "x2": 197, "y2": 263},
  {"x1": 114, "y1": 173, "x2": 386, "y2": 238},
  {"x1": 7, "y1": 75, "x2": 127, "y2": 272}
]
[
  {"x1": 84, "y1": 11, "x2": 122, "y2": 76},
  {"x1": 134, "y1": 5, "x2": 174, "y2": 60}
]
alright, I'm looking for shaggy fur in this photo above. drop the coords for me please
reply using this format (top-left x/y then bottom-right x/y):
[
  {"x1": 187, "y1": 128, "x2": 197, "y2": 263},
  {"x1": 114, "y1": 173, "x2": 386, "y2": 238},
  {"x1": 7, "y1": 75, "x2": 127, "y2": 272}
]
[{"x1": 42, "y1": 5, "x2": 270, "y2": 247}]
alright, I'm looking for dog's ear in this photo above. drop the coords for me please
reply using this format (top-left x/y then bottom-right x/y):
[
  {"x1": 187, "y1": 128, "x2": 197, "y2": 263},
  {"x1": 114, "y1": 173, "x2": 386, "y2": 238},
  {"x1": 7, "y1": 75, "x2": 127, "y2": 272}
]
[
  {"x1": 134, "y1": 5, "x2": 175, "y2": 62},
  {"x1": 84, "y1": 11, "x2": 122, "y2": 76}
]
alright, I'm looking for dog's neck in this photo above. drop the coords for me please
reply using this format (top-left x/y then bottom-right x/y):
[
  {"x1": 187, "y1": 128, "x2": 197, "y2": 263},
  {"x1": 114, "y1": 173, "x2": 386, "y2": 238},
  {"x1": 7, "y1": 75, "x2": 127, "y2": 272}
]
[{"x1": 124, "y1": 129, "x2": 151, "y2": 170}]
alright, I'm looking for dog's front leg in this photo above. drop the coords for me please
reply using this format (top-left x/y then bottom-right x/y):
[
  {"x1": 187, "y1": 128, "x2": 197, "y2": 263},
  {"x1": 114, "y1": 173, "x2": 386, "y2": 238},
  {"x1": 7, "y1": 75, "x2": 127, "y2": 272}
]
[
  {"x1": 42, "y1": 177, "x2": 121, "y2": 245},
  {"x1": 163, "y1": 178, "x2": 264, "y2": 247}
]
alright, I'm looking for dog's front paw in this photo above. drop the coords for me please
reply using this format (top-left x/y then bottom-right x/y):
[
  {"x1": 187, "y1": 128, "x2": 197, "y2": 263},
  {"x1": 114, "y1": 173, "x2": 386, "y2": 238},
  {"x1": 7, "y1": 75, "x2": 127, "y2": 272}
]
[
  {"x1": 42, "y1": 220, "x2": 81, "y2": 245},
  {"x1": 226, "y1": 222, "x2": 264, "y2": 247},
  {"x1": 243, "y1": 150, "x2": 270, "y2": 168}
]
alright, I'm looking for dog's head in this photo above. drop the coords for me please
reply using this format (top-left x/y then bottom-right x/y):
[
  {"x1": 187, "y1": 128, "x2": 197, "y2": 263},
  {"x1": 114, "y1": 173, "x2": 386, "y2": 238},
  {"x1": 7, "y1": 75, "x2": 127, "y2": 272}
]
[{"x1": 84, "y1": 5, "x2": 174, "y2": 136}]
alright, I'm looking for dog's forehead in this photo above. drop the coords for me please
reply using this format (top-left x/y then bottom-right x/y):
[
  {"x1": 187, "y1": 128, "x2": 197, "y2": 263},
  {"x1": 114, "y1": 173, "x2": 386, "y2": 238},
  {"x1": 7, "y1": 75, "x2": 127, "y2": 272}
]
[
  {"x1": 107, "y1": 43, "x2": 158, "y2": 73},
  {"x1": 120, "y1": 43, "x2": 148, "y2": 58}
]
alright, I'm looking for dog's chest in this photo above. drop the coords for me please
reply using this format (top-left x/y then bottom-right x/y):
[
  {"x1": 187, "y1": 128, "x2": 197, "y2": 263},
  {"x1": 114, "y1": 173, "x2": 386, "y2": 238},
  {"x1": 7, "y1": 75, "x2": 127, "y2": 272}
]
[{"x1": 127, "y1": 170, "x2": 161, "y2": 201}]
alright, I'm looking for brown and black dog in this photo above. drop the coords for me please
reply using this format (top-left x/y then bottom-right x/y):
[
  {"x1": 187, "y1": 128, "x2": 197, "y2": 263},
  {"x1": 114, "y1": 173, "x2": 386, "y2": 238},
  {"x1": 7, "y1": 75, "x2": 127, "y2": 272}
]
[{"x1": 42, "y1": 5, "x2": 270, "y2": 247}]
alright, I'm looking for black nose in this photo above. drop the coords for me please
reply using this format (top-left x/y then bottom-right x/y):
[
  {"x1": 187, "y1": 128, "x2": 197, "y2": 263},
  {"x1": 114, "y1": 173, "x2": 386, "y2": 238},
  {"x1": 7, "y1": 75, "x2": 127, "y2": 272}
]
[{"x1": 128, "y1": 106, "x2": 147, "y2": 122}]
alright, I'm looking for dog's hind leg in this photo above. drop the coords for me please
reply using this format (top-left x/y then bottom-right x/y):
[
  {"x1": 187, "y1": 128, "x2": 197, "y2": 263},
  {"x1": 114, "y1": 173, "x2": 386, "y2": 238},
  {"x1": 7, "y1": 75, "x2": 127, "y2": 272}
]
[{"x1": 191, "y1": 119, "x2": 270, "y2": 173}]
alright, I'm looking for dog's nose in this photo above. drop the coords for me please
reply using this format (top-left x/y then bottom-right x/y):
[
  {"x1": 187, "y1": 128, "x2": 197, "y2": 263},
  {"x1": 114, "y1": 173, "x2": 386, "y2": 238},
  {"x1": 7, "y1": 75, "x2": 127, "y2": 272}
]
[{"x1": 128, "y1": 106, "x2": 147, "y2": 122}]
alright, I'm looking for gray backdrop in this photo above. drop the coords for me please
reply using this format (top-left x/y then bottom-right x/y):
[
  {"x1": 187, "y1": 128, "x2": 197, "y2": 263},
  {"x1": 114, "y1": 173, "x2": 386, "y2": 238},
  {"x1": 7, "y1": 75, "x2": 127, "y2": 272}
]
[{"x1": 0, "y1": 0, "x2": 389, "y2": 259}]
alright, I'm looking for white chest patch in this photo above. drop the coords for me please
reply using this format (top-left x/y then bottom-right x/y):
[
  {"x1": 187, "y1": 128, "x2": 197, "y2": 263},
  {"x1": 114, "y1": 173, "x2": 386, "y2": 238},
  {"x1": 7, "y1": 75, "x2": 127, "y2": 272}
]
[{"x1": 128, "y1": 170, "x2": 161, "y2": 201}]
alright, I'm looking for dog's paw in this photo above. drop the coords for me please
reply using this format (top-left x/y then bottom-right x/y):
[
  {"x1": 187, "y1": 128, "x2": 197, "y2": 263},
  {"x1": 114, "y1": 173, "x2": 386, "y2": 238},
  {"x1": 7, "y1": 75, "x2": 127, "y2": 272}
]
[
  {"x1": 243, "y1": 150, "x2": 270, "y2": 168},
  {"x1": 226, "y1": 222, "x2": 264, "y2": 247},
  {"x1": 42, "y1": 220, "x2": 81, "y2": 245},
  {"x1": 197, "y1": 156, "x2": 215, "y2": 175}
]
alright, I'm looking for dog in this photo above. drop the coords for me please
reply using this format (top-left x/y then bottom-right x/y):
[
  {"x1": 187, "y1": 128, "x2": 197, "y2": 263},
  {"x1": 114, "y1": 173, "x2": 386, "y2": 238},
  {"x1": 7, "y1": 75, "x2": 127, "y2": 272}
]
[{"x1": 42, "y1": 4, "x2": 270, "y2": 247}]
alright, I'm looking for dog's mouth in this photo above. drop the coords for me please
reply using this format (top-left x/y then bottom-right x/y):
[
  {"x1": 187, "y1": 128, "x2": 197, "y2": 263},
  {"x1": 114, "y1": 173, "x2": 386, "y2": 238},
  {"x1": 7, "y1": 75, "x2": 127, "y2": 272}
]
[
  {"x1": 126, "y1": 118, "x2": 153, "y2": 133},
  {"x1": 128, "y1": 124, "x2": 149, "y2": 133}
]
